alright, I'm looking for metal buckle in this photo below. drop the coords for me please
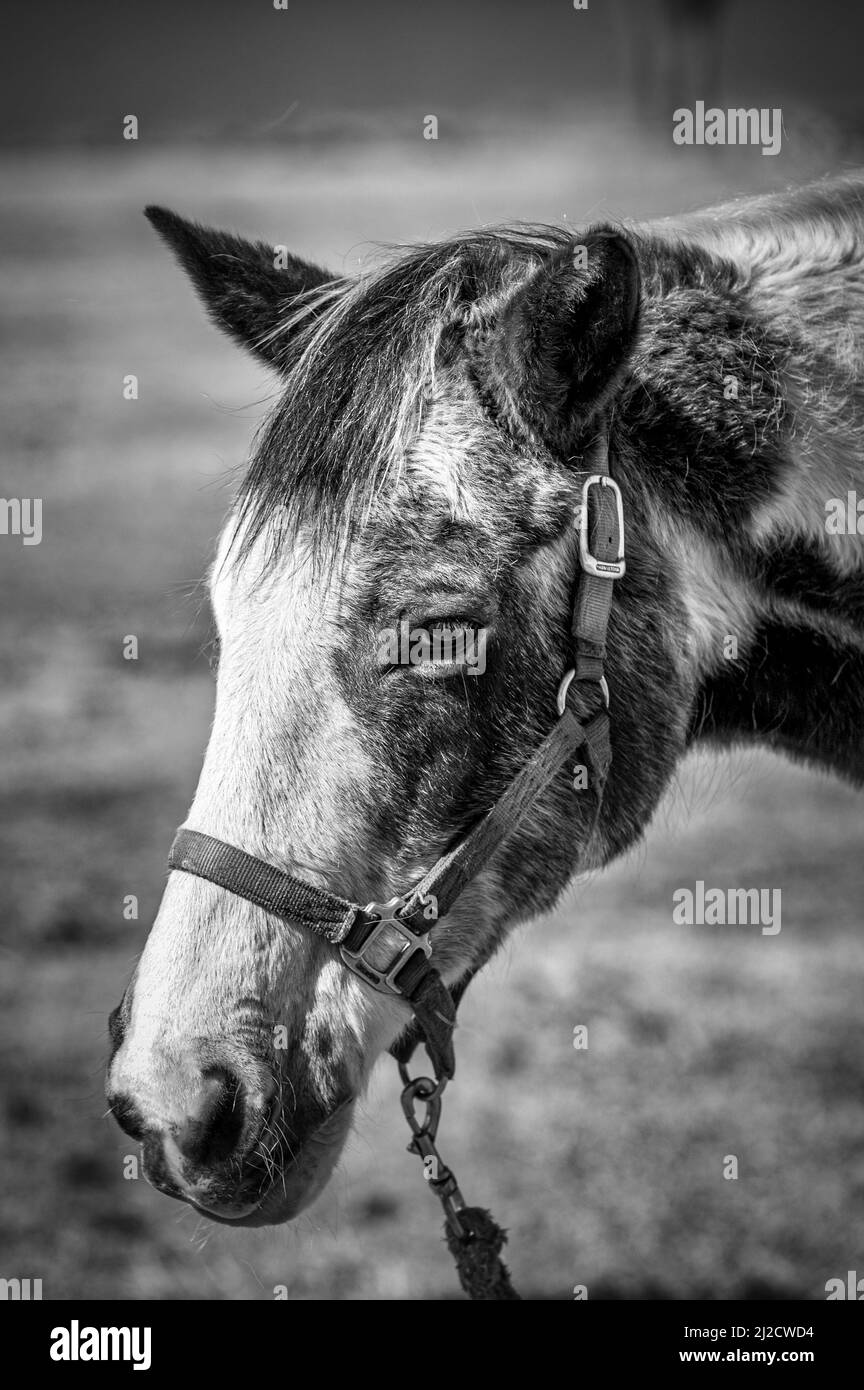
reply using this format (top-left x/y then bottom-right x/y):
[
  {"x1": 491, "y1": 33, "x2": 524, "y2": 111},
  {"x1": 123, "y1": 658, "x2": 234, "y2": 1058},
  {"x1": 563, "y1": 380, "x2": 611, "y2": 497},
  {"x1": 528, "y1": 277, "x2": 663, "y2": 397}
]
[
  {"x1": 340, "y1": 896, "x2": 432, "y2": 995},
  {"x1": 579, "y1": 475, "x2": 626, "y2": 579},
  {"x1": 556, "y1": 668, "x2": 610, "y2": 715}
]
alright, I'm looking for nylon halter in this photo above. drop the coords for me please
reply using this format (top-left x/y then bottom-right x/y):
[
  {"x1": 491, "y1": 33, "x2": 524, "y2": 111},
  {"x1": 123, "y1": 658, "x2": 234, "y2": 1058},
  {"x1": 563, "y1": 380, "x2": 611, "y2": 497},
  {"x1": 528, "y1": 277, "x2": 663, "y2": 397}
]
[{"x1": 167, "y1": 429, "x2": 625, "y2": 1084}]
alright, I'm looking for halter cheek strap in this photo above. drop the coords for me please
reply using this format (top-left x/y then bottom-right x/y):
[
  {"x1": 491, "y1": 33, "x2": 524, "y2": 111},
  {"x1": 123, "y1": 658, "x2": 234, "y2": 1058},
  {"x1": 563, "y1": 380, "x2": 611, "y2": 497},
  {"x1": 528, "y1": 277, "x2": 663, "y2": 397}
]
[{"x1": 166, "y1": 429, "x2": 624, "y2": 1086}]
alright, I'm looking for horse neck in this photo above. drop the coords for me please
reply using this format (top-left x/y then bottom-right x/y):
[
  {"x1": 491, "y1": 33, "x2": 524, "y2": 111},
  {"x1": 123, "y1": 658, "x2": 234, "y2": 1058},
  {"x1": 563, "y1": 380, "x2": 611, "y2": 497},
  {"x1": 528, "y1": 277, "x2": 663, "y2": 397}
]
[
  {"x1": 672, "y1": 427, "x2": 864, "y2": 783},
  {"x1": 628, "y1": 231, "x2": 864, "y2": 780}
]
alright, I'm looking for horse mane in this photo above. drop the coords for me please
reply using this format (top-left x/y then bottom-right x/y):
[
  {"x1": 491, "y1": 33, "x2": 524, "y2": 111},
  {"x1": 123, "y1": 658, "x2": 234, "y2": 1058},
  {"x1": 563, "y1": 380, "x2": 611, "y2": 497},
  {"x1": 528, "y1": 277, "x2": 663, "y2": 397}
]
[
  {"x1": 654, "y1": 171, "x2": 864, "y2": 281},
  {"x1": 232, "y1": 225, "x2": 573, "y2": 569}
]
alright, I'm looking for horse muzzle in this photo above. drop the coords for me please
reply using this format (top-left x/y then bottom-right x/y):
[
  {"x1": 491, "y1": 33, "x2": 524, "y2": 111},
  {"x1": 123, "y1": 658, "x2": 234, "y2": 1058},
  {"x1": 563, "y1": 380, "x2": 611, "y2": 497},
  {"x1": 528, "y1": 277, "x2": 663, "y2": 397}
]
[{"x1": 107, "y1": 1039, "x2": 356, "y2": 1225}]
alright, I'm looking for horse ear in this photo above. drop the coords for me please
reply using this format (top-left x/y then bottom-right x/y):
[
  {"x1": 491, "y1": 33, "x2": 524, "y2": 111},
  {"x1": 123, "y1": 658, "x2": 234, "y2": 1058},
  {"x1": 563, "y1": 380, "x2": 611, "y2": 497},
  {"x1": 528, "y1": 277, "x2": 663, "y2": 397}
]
[
  {"x1": 144, "y1": 206, "x2": 338, "y2": 372},
  {"x1": 473, "y1": 228, "x2": 640, "y2": 451}
]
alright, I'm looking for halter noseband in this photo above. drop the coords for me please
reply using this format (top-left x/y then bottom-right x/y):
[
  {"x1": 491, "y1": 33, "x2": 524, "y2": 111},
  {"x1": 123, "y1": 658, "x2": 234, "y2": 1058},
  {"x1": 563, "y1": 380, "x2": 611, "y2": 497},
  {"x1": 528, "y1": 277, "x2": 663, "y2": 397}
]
[{"x1": 167, "y1": 430, "x2": 625, "y2": 1085}]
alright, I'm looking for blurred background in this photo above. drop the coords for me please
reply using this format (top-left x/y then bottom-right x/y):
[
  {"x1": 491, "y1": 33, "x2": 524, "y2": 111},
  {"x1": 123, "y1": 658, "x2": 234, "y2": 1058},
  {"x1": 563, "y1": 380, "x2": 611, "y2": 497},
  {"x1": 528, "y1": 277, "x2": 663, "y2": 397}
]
[{"x1": 2, "y1": 0, "x2": 864, "y2": 1300}]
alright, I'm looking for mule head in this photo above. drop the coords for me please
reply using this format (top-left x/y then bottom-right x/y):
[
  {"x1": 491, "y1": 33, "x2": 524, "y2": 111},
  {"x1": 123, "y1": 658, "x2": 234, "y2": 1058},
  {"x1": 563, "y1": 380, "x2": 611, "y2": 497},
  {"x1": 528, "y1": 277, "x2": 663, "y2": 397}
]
[{"x1": 107, "y1": 210, "x2": 688, "y2": 1225}]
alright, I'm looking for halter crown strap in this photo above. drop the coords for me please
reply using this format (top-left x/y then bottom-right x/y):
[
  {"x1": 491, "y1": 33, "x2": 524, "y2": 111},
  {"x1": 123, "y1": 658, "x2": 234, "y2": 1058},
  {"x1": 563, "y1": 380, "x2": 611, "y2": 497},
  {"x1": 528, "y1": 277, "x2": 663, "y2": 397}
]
[
  {"x1": 391, "y1": 428, "x2": 621, "y2": 1062},
  {"x1": 166, "y1": 427, "x2": 624, "y2": 1086}
]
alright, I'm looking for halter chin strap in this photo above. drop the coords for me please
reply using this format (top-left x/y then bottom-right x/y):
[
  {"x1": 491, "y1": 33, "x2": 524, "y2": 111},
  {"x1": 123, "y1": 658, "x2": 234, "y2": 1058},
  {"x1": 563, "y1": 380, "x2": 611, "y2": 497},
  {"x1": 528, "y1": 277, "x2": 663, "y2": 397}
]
[{"x1": 166, "y1": 428, "x2": 624, "y2": 1085}]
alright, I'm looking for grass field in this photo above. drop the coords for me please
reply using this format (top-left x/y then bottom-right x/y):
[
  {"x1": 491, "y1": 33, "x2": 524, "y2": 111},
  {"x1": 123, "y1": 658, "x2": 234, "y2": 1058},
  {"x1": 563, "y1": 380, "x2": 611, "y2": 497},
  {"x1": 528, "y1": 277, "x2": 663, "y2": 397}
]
[{"x1": 2, "y1": 126, "x2": 863, "y2": 1299}]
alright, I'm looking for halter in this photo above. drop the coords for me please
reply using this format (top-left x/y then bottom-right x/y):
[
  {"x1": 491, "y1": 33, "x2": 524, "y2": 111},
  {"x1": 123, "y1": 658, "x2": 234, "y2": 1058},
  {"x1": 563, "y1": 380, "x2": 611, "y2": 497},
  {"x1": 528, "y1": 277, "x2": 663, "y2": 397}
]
[{"x1": 167, "y1": 429, "x2": 625, "y2": 1086}]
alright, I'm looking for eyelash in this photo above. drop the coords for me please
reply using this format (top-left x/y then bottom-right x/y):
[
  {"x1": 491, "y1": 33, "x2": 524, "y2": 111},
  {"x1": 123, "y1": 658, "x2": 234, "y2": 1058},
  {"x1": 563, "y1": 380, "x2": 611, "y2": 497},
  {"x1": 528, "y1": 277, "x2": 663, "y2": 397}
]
[
  {"x1": 425, "y1": 615, "x2": 481, "y2": 635},
  {"x1": 377, "y1": 616, "x2": 488, "y2": 677}
]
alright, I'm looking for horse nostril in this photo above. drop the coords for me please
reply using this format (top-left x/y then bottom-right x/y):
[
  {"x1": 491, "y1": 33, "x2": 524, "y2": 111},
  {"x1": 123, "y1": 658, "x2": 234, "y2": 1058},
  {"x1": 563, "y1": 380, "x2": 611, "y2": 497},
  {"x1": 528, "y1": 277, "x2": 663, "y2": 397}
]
[
  {"x1": 172, "y1": 1069, "x2": 247, "y2": 1168},
  {"x1": 107, "y1": 1090, "x2": 146, "y2": 1141}
]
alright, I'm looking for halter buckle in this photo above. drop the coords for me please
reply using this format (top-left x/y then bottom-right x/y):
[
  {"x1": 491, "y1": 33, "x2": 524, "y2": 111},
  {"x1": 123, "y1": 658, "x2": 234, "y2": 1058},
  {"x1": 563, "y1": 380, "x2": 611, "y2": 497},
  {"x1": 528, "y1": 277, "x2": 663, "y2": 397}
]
[
  {"x1": 557, "y1": 668, "x2": 610, "y2": 715},
  {"x1": 579, "y1": 475, "x2": 626, "y2": 579},
  {"x1": 341, "y1": 897, "x2": 433, "y2": 995}
]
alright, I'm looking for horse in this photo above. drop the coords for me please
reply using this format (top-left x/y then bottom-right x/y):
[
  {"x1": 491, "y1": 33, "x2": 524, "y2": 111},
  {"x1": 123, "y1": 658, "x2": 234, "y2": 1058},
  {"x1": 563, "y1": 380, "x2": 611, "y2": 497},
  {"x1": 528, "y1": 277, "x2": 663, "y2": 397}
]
[{"x1": 107, "y1": 174, "x2": 864, "y2": 1235}]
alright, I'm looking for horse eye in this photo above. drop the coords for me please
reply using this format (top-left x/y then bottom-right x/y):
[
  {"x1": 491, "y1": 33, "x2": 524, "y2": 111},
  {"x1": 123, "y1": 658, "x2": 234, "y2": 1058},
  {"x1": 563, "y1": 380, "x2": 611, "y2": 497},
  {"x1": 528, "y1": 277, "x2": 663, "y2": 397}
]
[
  {"x1": 376, "y1": 616, "x2": 489, "y2": 678},
  {"x1": 415, "y1": 617, "x2": 488, "y2": 675}
]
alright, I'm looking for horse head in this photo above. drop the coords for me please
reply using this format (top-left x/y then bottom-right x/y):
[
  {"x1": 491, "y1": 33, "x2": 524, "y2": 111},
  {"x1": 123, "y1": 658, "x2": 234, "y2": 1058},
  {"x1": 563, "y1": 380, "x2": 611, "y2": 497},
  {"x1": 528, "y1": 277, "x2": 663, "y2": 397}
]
[{"x1": 107, "y1": 208, "x2": 698, "y2": 1224}]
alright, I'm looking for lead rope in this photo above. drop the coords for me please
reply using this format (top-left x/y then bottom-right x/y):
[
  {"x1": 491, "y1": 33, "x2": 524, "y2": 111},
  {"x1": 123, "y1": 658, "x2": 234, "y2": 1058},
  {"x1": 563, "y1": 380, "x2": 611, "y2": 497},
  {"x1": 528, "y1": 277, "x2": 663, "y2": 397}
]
[{"x1": 399, "y1": 1065, "x2": 520, "y2": 1300}]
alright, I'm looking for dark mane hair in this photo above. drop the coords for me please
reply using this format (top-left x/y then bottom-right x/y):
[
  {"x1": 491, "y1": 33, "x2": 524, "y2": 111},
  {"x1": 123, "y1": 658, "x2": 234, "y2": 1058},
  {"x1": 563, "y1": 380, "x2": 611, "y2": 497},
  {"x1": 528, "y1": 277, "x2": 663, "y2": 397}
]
[{"x1": 232, "y1": 225, "x2": 574, "y2": 567}]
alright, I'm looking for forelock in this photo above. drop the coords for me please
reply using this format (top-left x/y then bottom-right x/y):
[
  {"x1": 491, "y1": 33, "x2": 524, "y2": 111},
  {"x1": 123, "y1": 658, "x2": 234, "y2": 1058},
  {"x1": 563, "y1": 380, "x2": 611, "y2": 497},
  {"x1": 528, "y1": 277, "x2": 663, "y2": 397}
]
[{"x1": 230, "y1": 225, "x2": 575, "y2": 574}]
